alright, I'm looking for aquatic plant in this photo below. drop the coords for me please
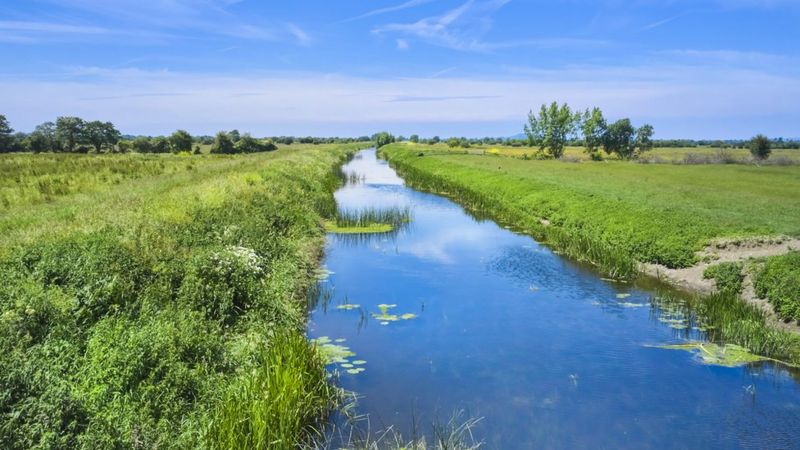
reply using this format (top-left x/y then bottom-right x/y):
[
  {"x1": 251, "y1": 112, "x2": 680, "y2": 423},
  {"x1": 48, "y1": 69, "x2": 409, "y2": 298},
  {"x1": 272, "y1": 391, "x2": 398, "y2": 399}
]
[{"x1": 650, "y1": 342, "x2": 766, "y2": 367}]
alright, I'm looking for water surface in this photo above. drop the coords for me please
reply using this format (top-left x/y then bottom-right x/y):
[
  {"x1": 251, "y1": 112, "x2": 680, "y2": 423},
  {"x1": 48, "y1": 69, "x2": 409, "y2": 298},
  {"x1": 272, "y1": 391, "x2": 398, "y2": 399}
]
[{"x1": 309, "y1": 149, "x2": 800, "y2": 449}]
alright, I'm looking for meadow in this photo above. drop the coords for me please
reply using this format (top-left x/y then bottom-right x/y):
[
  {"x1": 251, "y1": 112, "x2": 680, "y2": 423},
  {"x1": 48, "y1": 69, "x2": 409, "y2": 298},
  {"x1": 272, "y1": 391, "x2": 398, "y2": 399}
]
[{"x1": 0, "y1": 143, "x2": 366, "y2": 449}]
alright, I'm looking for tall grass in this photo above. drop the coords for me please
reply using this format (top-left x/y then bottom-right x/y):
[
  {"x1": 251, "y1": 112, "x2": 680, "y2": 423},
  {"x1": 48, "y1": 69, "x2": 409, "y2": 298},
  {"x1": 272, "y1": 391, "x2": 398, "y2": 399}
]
[
  {"x1": 334, "y1": 207, "x2": 412, "y2": 228},
  {"x1": 207, "y1": 333, "x2": 337, "y2": 450}
]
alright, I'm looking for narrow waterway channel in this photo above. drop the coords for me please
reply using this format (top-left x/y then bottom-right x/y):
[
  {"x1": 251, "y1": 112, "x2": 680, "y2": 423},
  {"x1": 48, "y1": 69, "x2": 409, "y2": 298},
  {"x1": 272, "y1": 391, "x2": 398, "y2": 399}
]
[{"x1": 308, "y1": 148, "x2": 800, "y2": 449}]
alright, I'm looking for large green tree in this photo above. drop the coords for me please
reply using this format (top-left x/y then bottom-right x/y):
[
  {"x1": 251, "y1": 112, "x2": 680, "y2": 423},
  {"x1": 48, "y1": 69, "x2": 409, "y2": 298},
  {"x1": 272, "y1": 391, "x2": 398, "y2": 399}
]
[
  {"x1": 580, "y1": 107, "x2": 607, "y2": 155},
  {"x1": 84, "y1": 121, "x2": 121, "y2": 153},
  {"x1": 56, "y1": 116, "x2": 86, "y2": 152},
  {"x1": 602, "y1": 119, "x2": 655, "y2": 159},
  {"x1": 169, "y1": 130, "x2": 193, "y2": 153},
  {"x1": 524, "y1": 102, "x2": 578, "y2": 158}
]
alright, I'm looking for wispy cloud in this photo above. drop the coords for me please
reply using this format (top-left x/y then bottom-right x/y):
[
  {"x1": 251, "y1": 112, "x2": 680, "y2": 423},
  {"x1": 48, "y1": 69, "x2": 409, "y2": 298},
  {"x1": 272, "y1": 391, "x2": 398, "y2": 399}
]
[
  {"x1": 343, "y1": 0, "x2": 436, "y2": 22},
  {"x1": 388, "y1": 94, "x2": 501, "y2": 102},
  {"x1": 0, "y1": 20, "x2": 109, "y2": 34},
  {"x1": 373, "y1": 0, "x2": 603, "y2": 52},
  {"x1": 639, "y1": 14, "x2": 685, "y2": 31},
  {"x1": 286, "y1": 24, "x2": 312, "y2": 46}
]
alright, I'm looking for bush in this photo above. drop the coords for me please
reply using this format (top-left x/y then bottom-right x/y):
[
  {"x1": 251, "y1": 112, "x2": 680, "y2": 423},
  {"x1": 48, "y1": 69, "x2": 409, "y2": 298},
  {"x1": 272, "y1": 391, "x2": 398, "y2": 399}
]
[
  {"x1": 754, "y1": 252, "x2": 800, "y2": 321},
  {"x1": 749, "y1": 134, "x2": 771, "y2": 160},
  {"x1": 703, "y1": 262, "x2": 744, "y2": 295}
]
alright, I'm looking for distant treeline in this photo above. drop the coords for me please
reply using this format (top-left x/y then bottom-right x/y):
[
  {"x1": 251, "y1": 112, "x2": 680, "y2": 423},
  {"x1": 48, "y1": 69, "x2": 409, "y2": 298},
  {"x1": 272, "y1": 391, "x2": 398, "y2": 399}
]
[{"x1": 0, "y1": 114, "x2": 373, "y2": 154}]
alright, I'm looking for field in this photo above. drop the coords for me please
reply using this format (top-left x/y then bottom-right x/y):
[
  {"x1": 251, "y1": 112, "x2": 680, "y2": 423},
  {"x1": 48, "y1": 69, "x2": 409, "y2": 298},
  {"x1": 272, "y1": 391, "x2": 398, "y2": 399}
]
[
  {"x1": 0, "y1": 144, "x2": 365, "y2": 449},
  {"x1": 432, "y1": 143, "x2": 800, "y2": 164}
]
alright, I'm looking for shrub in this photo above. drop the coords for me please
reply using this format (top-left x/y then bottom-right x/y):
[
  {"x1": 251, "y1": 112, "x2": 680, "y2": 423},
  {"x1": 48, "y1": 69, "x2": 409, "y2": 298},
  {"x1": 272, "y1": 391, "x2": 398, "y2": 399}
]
[
  {"x1": 749, "y1": 134, "x2": 771, "y2": 160},
  {"x1": 754, "y1": 252, "x2": 800, "y2": 321},
  {"x1": 703, "y1": 262, "x2": 744, "y2": 295}
]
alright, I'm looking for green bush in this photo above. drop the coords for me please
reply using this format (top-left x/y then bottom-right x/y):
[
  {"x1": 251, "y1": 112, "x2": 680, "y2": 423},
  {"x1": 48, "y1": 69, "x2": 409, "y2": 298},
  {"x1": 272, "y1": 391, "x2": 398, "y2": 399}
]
[
  {"x1": 703, "y1": 262, "x2": 744, "y2": 295},
  {"x1": 754, "y1": 252, "x2": 800, "y2": 321}
]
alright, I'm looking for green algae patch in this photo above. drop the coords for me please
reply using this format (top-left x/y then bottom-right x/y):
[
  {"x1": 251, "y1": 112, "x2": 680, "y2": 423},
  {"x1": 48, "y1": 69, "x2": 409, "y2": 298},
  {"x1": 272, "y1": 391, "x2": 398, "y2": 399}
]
[
  {"x1": 324, "y1": 220, "x2": 393, "y2": 234},
  {"x1": 371, "y1": 304, "x2": 418, "y2": 323},
  {"x1": 649, "y1": 342, "x2": 767, "y2": 367},
  {"x1": 310, "y1": 336, "x2": 355, "y2": 364}
]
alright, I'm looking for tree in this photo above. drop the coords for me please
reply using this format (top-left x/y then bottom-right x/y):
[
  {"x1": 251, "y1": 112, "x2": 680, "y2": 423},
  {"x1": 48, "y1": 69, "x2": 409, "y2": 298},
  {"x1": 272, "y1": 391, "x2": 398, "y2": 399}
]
[
  {"x1": 84, "y1": 121, "x2": 120, "y2": 153},
  {"x1": 0, "y1": 115, "x2": 15, "y2": 152},
  {"x1": 373, "y1": 131, "x2": 395, "y2": 148},
  {"x1": 228, "y1": 129, "x2": 241, "y2": 143},
  {"x1": 151, "y1": 136, "x2": 170, "y2": 153},
  {"x1": 132, "y1": 137, "x2": 154, "y2": 153},
  {"x1": 749, "y1": 134, "x2": 771, "y2": 160},
  {"x1": 446, "y1": 137, "x2": 460, "y2": 148},
  {"x1": 409, "y1": 134, "x2": 419, "y2": 143},
  {"x1": 580, "y1": 107, "x2": 607, "y2": 155},
  {"x1": 56, "y1": 116, "x2": 86, "y2": 152},
  {"x1": 524, "y1": 102, "x2": 578, "y2": 158},
  {"x1": 31, "y1": 122, "x2": 59, "y2": 152},
  {"x1": 635, "y1": 124, "x2": 654, "y2": 155},
  {"x1": 602, "y1": 119, "x2": 637, "y2": 159},
  {"x1": 430, "y1": 136, "x2": 440, "y2": 144},
  {"x1": 210, "y1": 131, "x2": 235, "y2": 154},
  {"x1": 169, "y1": 130, "x2": 193, "y2": 153}
]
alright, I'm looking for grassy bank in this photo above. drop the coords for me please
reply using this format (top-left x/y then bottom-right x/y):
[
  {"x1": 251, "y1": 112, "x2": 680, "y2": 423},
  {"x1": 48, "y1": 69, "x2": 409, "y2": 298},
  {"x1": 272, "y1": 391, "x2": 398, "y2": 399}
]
[
  {"x1": 0, "y1": 143, "x2": 365, "y2": 449},
  {"x1": 382, "y1": 144, "x2": 800, "y2": 274},
  {"x1": 381, "y1": 143, "x2": 800, "y2": 363}
]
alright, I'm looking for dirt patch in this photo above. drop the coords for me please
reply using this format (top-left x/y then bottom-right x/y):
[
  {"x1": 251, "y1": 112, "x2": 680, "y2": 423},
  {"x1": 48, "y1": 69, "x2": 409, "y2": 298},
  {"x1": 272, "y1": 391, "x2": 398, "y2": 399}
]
[{"x1": 642, "y1": 236, "x2": 800, "y2": 334}]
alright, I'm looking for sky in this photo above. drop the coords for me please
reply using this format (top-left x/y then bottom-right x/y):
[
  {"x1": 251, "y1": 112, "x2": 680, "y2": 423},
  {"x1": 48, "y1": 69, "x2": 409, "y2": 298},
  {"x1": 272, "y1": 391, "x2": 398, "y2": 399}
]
[{"x1": 1, "y1": 0, "x2": 799, "y2": 139}]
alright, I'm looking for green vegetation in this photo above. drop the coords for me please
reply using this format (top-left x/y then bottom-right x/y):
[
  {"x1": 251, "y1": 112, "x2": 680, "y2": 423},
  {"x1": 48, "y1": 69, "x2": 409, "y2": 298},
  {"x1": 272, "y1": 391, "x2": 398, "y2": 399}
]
[
  {"x1": 651, "y1": 342, "x2": 767, "y2": 367},
  {"x1": 382, "y1": 144, "x2": 800, "y2": 274},
  {"x1": 703, "y1": 262, "x2": 745, "y2": 295},
  {"x1": 754, "y1": 252, "x2": 800, "y2": 321},
  {"x1": 0, "y1": 143, "x2": 366, "y2": 448},
  {"x1": 323, "y1": 206, "x2": 411, "y2": 235},
  {"x1": 750, "y1": 134, "x2": 772, "y2": 160}
]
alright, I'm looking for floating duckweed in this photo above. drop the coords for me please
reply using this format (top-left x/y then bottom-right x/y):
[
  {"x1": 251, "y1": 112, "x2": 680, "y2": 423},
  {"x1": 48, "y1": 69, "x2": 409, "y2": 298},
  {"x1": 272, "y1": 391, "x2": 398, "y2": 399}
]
[
  {"x1": 334, "y1": 338, "x2": 346, "y2": 343},
  {"x1": 400, "y1": 313, "x2": 417, "y2": 320},
  {"x1": 616, "y1": 293, "x2": 631, "y2": 299},
  {"x1": 380, "y1": 321, "x2": 389, "y2": 325},
  {"x1": 377, "y1": 304, "x2": 397, "y2": 314},
  {"x1": 650, "y1": 342, "x2": 767, "y2": 367},
  {"x1": 310, "y1": 336, "x2": 356, "y2": 364},
  {"x1": 346, "y1": 368, "x2": 366, "y2": 375},
  {"x1": 341, "y1": 363, "x2": 354, "y2": 368},
  {"x1": 352, "y1": 360, "x2": 367, "y2": 365},
  {"x1": 335, "y1": 304, "x2": 361, "y2": 311}
]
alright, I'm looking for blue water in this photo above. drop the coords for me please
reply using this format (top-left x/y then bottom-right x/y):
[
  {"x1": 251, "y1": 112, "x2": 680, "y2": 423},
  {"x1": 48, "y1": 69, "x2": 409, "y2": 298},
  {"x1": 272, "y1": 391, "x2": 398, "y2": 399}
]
[{"x1": 309, "y1": 149, "x2": 800, "y2": 449}]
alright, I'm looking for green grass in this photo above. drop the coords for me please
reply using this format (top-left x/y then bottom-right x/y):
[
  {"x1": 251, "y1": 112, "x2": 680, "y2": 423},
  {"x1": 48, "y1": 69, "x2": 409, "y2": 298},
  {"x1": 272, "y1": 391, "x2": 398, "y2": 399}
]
[
  {"x1": 324, "y1": 221, "x2": 394, "y2": 234},
  {"x1": 382, "y1": 143, "x2": 800, "y2": 273},
  {"x1": 754, "y1": 252, "x2": 800, "y2": 322},
  {"x1": 0, "y1": 143, "x2": 366, "y2": 449}
]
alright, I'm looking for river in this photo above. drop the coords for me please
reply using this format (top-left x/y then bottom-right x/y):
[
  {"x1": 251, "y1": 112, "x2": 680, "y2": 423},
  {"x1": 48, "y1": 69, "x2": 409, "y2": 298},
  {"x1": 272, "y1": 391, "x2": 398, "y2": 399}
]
[{"x1": 308, "y1": 148, "x2": 800, "y2": 449}]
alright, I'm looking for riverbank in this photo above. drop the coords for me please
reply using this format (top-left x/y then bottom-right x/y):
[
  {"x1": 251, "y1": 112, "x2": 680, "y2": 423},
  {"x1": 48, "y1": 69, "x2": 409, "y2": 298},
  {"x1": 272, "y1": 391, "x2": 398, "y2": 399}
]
[
  {"x1": 380, "y1": 143, "x2": 800, "y2": 363},
  {"x1": 0, "y1": 144, "x2": 365, "y2": 448}
]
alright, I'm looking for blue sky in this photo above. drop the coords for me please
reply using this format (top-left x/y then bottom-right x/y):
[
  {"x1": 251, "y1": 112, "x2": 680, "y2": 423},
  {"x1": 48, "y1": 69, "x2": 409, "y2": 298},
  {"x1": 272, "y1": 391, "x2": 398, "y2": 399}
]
[{"x1": 1, "y1": 0, "x2": 799, "y2": 138}]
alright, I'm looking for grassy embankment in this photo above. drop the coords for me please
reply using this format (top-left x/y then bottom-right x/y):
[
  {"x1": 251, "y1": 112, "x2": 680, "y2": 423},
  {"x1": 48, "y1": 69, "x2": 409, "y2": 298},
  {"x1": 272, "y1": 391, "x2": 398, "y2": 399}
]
[
  {"x1": 381, "y1": 143, "x2": 800, "y2": 364},
  {"x1": 0, "y1": 143, "x2": 367, "y2": 449}
]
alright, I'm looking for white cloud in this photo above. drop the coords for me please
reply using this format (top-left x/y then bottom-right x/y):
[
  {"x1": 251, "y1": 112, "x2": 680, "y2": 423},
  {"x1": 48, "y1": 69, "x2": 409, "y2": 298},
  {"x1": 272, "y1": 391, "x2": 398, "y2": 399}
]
[{"x1": 396, "y1": 38, "x2": 410, "y2": 50}]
